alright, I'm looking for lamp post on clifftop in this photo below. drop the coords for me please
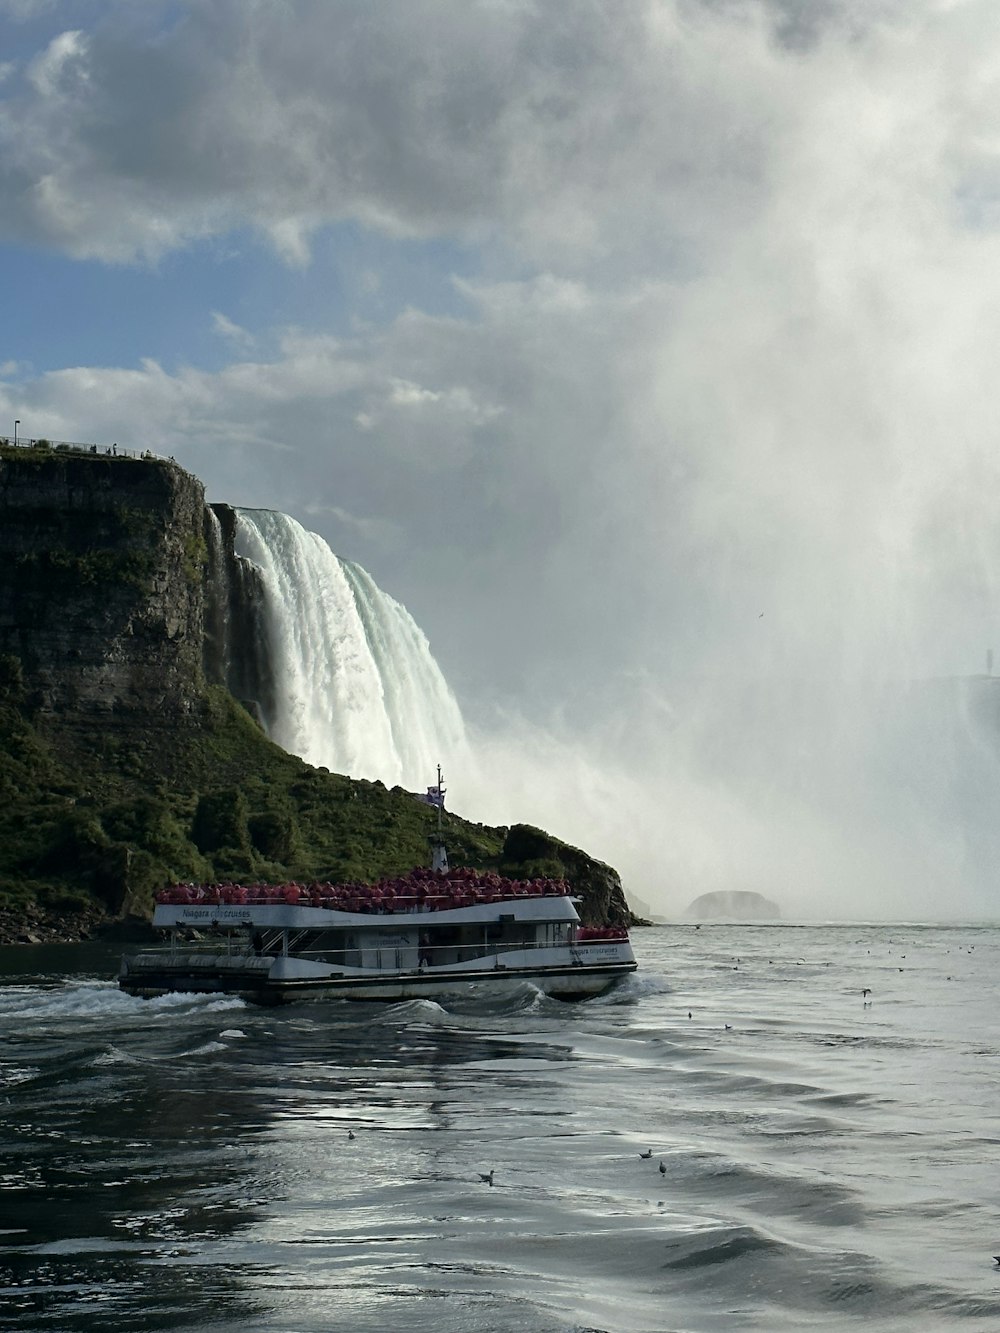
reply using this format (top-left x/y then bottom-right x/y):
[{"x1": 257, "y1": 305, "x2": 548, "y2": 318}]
[{"x1": 13, "y1": 420, "x2": 18, "y2": 447}]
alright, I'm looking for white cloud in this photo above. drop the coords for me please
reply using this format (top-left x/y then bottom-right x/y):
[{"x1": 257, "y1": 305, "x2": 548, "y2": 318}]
[
  {"x1": 211, "y1": 311, "x2": 255, "y2": 348},
  {"x1": 26, "y1": 28, "x2": 87, "y2": 96},
  {"x1": 0, "y1": 0, "x2": 60, "y2": 20},
  {"x1": 2, "y1": 0, "x2": 985, "y2": 270},
  {"x1": 264, "y1": 217, "x2": 313, "y2": 267},
  {"x1": 385, "y1": 377, "x2": 501, "y2": 425}
]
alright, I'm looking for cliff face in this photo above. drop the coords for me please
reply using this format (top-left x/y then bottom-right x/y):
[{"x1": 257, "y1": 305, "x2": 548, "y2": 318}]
[
  {"x1": 203, "y1": 503, "x2": 275, "y2": 728},
  {"x1": 0, "y1": 448, "x2": 207, "y2": 750}
]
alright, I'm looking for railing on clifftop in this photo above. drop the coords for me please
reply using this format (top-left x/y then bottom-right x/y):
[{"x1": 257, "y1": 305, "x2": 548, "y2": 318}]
[{"x1": 0, "y1": 436, "x2": 174, "y2": 463}]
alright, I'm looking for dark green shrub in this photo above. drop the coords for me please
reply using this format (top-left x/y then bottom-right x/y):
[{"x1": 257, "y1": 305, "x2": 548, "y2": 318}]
[
  {"x1": 0, "y1": 654, "x2": 24, "y2": 703},
  {"x1": 191, "y1": 788, "x2": 251, "y2": 855},
  {"x1": 37, "y1": 809, "x2": 111, "y2": 874},
  {"x1": 248, "y1": 809, "x2": 299, "y2": 862},
  {"x1": 513, "y1": 856, "x2": 565, "y2": 880},
  {"x1": 212, "y1": 845, "x2": 258, "y2": 878}
]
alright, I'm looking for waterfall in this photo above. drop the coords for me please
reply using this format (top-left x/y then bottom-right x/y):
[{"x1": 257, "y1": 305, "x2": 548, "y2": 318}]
[{"x1": 230, "y1": 508, "x2": 468, "y2": 787}]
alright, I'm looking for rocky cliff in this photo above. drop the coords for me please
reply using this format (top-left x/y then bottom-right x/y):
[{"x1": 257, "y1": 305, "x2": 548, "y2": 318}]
[
  {"x1": 203, "y1": 503, "x2": 275, "y2": 727},
  {"x1": 0, "y1": 446, "x2": 207, "y2": 759},
  {"x1": 0, "y1": 443, "x2": 635, "y2": 932}
]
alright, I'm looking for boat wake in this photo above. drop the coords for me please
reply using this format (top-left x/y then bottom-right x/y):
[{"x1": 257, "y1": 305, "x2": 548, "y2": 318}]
[
  {"x1": 0, "y1": 979, "x2": 247, "y2": 1024},
  {"x1": 438, "y1": 979, "x2": 559, "y2": 1017},
  {"x1": 589, "y1": 973, "x2": 671, "y2": 1005}
]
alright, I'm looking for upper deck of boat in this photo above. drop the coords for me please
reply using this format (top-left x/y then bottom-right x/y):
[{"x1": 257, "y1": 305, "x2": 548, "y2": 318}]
[{"x1": 153, "y1": 893, "x2": 583, "y2": 932}]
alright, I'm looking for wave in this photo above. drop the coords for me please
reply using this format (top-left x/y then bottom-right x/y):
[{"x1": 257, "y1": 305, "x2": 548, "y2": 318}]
[
  {"x1": 378, "y1": 998, "x2": 448, "y2": 1024},
  {"x1": 0, "y1": 1064, "x2": 40, "y2": 1088},
  {"x1": 449, "y1": 980, "x2": 556, "y2": 1016},
  {"x1": 91, "y1": 1045, "x2": 142, "y2": 1066},
  {"x1": 588, "y1": 973, "x2": 671, "y2": 1005},
  {"x1": 660, "y1": 1223, "x2": 784, "y2": 1270},
  {"x1": 0, "y1": 980, "x2": 247, "y2": 1023}
]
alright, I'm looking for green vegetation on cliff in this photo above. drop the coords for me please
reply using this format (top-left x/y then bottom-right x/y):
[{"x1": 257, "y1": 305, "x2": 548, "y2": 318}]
[
  {"x1": 0, "y1": 656, "x2": 630, "y2": 928},
  {"x1": 0, "y1": 657, "x2": 503, "y2": 917}
]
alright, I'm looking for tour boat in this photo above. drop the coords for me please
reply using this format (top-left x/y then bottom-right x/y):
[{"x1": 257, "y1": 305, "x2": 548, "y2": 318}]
[
  {"x1": 117, "y1": 873, "x2": 635, "y2": 1003},
  {"x1": 118, "y1": 773, "x2": 637, "y2": 1004}
]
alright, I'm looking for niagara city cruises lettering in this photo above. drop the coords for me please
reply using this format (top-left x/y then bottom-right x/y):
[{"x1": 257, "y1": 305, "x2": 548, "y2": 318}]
[{"x1": 179, "y1": 907, "x2": 254, "y2": 921}]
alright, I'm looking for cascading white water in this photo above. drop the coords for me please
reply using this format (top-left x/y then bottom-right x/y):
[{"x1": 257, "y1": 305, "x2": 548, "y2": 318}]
[{"x1": 232, "y1": 508, "x2": 468, "y2": 788}]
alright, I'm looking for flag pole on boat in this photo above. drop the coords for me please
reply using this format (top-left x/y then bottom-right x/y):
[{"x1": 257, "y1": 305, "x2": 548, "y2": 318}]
[{"x1": 430, "y1": 764, "x2": 449, "y2": 873}]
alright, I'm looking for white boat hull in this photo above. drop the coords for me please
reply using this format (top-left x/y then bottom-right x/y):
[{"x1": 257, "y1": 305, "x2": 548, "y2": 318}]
[{"x1": 119, "y1": 944, "x2": 636, "y2": 1003}]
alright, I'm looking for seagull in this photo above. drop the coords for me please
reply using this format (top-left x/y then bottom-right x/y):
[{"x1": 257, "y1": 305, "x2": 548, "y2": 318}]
[
  {"x1": 659, "y1": 1161, "x2": 667, "y2": 1175},
  {"x1": 862, "y1": 988, "x2": 871, "y2": 997},
  {"x1": 639, "y1": 1149, "x2": 653, "y2": 1159},
  {"x1": 347, "y1": 1130, "x2": 355, "y2": 1140},
  {"x1": 479, "y1": 1170, "x2": 495, "y2": 1186}
]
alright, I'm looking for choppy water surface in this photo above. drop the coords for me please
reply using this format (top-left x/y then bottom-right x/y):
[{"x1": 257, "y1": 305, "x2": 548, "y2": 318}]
[{"x1": 1, "y1": 925, "x2": 999, "y2": 1332}]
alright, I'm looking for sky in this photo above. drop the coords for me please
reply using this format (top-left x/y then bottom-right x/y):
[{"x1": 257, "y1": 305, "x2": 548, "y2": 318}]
[{"x1": 4, "y1": 0, "x2": 1000, "y2": 918}]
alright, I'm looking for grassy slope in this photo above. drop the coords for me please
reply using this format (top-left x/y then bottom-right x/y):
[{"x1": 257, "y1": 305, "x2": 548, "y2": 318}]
[{"x1": 0, "y1": 656, "x2": 520, "y2": 918}]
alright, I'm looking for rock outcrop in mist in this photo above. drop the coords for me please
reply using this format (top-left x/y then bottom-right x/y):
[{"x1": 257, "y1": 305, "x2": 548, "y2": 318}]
[{"x1": 686, "y1": 890, "x2": 781, "y2": 921}]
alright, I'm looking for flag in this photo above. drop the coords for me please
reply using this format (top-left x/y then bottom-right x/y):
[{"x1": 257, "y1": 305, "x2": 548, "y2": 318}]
[{"x1": 425, "y1": 784, "x2": 445, "y2": 808}]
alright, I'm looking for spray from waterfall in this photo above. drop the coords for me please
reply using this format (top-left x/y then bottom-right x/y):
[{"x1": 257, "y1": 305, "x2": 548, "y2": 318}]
[
  {"x1": 231, "y1": 508, "x2": 469, "y2": 788},
  {"x1": 212, "y1": 507, "x2": 1000, "y2": 922}
]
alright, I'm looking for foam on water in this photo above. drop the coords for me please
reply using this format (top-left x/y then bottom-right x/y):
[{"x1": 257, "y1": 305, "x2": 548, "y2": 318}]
[
  {"x1": 90, "y1": 1045, "x2": 143, "y2": 1067},
  {"x1": 379, "y1": 998, "x2": 448, "y2": 1024},
  {"x1": 457, "y1": 979, "x2": 552, "y2": 1014},
  {"x1": 0, "y1": 978, "x2": 247, "y2": 1024},
  {"x1": 0, "y1": 1064, "x2": 39, "y2": 1088},
  {"x1": 588, "y1": 973, "x2": 670, "y2": 1005}
]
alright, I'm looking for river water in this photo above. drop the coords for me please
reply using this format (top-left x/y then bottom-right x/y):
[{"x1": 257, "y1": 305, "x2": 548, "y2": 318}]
[{"x1": 1, "y1": 924, "x2": 998, "y2": 1332}]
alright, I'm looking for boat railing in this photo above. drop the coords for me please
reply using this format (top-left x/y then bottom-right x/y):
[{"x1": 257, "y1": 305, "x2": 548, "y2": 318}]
[
  {"x1": 154, "y1": 894, "x2": 572, "y2": 912},
  {"x1": 296, "y1": 935, "x2": 624, "y2": 961},
  {"x1": 139, "y1": 933, "x2": 587, "y2": 964}
]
